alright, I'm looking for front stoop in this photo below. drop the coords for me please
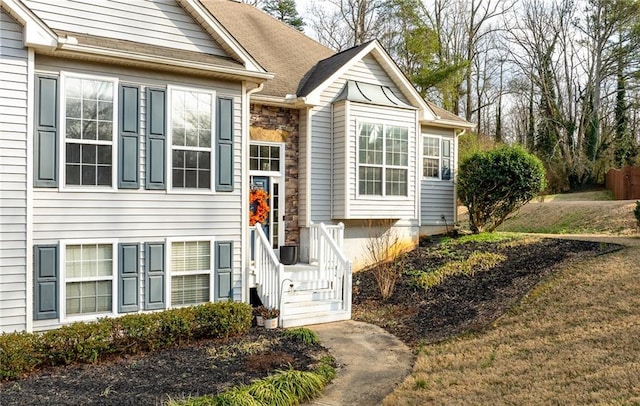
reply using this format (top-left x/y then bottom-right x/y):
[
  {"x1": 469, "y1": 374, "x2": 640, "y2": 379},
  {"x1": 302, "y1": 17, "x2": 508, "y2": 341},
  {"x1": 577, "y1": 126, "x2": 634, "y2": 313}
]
[{"x1": 279, "y1": 263, "x2": 351, "y2": 328}]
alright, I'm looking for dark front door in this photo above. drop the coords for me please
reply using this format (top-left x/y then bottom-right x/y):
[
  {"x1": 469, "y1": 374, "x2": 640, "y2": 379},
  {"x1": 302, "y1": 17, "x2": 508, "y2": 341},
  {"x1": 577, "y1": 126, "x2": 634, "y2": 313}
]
[{"x1": 251, "y1": 176, "x2": 270, "y2": 241}]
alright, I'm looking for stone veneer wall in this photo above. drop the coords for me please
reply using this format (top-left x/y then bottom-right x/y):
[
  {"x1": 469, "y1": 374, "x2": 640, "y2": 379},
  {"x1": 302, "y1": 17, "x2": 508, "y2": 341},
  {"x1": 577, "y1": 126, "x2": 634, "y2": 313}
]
[{"x1": 250, "y1": 104, "x2": 300, "y2": 245}]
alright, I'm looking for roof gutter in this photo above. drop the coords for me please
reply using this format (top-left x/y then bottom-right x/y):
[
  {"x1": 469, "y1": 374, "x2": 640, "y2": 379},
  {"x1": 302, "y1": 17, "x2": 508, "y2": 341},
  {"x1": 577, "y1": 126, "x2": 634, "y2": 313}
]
[
  {"x1": 52, "y1": 42, "x2": 274, "y2": 81},
  {"x1": 250, "y1": 93, "x2": 312, "y2": 108}
]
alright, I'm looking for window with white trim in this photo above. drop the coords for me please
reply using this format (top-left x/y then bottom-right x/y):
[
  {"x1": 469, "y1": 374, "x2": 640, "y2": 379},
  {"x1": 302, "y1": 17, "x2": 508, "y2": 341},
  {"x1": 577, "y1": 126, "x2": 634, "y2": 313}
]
[
  {"x1": 423, "y1": 136, "x2": 452, "y2": 180},
  {"x1": 65, "y1": 243, "x2": 114, "y2": 316},
  {"x1": 250, "y1": 143, "x2": 281, "y2": 172},
  {"x1": 63, "y1": 75, "x2": 116, "y2": 186},
  {"x1": 358, "y1": 122, "x2": 409, "y2": 196},
  {"x1": 170, "y1": 88, "x2": 214, "y2": 190},
  {"x1": 170, "y1": 240, "x2": 211, "y2": 305}
]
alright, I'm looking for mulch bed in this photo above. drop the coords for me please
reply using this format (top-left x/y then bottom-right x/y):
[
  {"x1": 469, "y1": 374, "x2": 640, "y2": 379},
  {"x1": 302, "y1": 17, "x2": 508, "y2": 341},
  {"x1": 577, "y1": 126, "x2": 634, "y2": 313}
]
[
  {"x1": 0, "y1": 329, "x2": 331, "y2": 406},
  {"x1": 353, "y1": 237, "x2": 620, "y2": 347},
  {"x1": 1, "y1": 237, "x2": 619, "y2": 404}
]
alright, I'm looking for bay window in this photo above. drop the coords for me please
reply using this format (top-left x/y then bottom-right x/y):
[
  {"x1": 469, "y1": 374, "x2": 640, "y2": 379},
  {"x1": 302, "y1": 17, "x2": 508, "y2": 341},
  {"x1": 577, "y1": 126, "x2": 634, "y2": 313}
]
[{"x1": 358, "y1": 122, "x2": 408, "y2": 196}]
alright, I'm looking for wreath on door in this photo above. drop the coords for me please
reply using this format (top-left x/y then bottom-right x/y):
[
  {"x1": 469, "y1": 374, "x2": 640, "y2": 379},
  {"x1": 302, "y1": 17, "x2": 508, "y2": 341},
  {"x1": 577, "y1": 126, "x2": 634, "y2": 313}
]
[{"x1": 249, "y1": 188, "x2": 270, "y2": 226}]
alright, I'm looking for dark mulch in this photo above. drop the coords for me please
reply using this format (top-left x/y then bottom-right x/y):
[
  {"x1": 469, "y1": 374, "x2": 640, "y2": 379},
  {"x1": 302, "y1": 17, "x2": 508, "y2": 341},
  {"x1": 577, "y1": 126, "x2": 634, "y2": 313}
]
[
  {"x1": 353, "y1": 237, "x2": 620, "y2": 347},
  {"x1": 0, "y1": 329, "x2": 331, "y2": 406}
]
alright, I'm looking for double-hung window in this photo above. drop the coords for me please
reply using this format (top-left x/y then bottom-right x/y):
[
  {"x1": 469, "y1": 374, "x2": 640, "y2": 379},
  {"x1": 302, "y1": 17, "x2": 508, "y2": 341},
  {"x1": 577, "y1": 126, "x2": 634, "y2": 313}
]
[
  {"x1": 64, "y1": 243, "x2": 114, "y2": 317},
  {"x1": 423, "y1": 136, "x2": 452, "y2": 180},
  {"x1": 170, "y1": 240, "x2": 212, "y2": 306},
  {"x1": 358, "y1": 122, "x2": 409, "y2": 196},
  {"x1": 170, "y1": 88, "x2": 214, "y2": 190},
  {"x1": 63, "y1": 75, "x2": 117, "y2": 187}
]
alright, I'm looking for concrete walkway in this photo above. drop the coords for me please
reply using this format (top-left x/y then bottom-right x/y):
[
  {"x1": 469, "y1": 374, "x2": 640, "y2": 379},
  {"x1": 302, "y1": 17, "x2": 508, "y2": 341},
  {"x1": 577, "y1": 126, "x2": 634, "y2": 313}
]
[{"x1": 306, "y1": 320, "x2": 414, "y2": 406}]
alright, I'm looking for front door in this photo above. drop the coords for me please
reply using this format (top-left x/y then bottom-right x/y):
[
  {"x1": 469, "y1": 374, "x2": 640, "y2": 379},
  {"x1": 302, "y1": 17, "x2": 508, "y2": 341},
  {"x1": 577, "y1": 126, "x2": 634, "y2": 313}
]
[{"x1": 249, "y1": 142, "x2": 285, "y2": 252}]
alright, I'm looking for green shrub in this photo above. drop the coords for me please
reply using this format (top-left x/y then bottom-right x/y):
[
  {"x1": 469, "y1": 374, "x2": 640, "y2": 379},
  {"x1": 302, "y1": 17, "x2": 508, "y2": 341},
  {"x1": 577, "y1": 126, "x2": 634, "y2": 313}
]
[
  {"x1": 0, "y1": 332, "x2": 43, "y2": 379},
  {"x1": 282, "y1": 327, "x2": 319, "y2": 345},
  {"x1": 0, "y1": 302, "x2": 252, "y2": 381},
  {"x1": 458, "y1": 146, "x2": 546, "y2": 233}
]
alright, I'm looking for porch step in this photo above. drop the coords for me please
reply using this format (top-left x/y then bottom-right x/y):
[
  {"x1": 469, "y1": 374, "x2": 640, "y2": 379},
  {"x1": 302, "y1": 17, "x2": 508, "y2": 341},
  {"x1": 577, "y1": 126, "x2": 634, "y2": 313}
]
[
  {"x1": 281, "y1": 309, "x2": 351, "y2": 328},
  {"x1": 283, "y1": 299, "x2": 343, "y2": 316}
]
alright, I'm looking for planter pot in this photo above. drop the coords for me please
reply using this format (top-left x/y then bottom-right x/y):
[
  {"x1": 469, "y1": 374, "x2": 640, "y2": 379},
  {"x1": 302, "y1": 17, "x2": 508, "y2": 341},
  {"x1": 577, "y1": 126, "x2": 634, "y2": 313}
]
[
  {"x1": 256, "y1": 315, "x2": 264, "y2": 327},
  {"x1": 280, "y1": 245, "x2": 298, "y2": 265},
  {"x1": 264, "y1": 317, "x2": 278, "y2": 329}
]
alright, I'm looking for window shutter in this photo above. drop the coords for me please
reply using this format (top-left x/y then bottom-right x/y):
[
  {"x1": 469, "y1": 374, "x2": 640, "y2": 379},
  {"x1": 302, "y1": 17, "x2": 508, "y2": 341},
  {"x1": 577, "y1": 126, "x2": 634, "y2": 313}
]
[
  {"x1": 144, "y1": 242, "x2": 165, "y2": 310},
  {"x1": 216, "y1": 97, "x2": 234, "y2": 192},
  {"x1": 146, "y1": 88, "x2": 166, "y2": 190},
  {"x1": 34, "y1": 76, "x2": 58, "y2": 187},
  {"x1": 215, "y1": 241, "x2": 233, "y2": 301},
  {"x1": 34, "y1": 245, "x2": 58, "y2": 320},
  {"x1": 118, "y1": 243, "x2": 139, "y2": 313},
  {"x1": 118, "y1": 85, "x2": 140, "y2": 189}
]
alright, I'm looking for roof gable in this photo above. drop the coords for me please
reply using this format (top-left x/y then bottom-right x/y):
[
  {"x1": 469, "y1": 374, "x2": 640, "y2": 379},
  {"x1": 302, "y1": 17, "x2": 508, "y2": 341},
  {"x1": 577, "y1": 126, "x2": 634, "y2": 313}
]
[
  {"x1": 301, "y1": 40, "x2": 436, "y2": 121},
  {"x1": 1, "y1": 0, "x2": 57, "y2": 47}
]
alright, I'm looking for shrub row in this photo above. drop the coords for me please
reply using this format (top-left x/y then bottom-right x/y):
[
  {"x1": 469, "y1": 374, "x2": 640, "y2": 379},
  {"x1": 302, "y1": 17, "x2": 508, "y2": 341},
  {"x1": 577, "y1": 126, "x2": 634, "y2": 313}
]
[
  {"x1": 170, "y1": 356, "x2": 336, "y2": 406},
  {"x1": 0, "y1": 301, "x2": 252, "y2": 380}
]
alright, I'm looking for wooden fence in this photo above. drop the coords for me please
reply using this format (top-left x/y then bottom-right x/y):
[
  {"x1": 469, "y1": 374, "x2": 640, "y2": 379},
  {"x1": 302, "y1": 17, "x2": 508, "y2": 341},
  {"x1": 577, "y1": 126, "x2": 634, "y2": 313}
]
[{"x1": 605, "y1": 166, "x2": 640, "y2": 200}]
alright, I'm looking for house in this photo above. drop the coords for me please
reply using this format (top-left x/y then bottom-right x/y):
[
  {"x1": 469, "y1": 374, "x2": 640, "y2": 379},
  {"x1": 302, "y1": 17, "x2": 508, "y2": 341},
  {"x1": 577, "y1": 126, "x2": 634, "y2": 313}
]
[{"x1": 0, "y1": 0, "x2": 472, "y2": 334}]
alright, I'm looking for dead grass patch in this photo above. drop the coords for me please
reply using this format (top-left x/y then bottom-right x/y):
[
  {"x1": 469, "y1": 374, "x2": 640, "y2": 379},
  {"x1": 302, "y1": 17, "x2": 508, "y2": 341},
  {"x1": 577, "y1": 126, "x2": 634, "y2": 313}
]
[{"x1": 384, "y1": 244, "x2": 640, "y2": 405}]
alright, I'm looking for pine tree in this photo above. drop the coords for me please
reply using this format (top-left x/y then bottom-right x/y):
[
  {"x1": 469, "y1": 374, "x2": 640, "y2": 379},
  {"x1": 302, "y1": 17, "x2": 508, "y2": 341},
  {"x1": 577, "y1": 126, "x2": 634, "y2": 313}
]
[{"x1": 263, "y1": 0, "x2": 305, "y2": 32}]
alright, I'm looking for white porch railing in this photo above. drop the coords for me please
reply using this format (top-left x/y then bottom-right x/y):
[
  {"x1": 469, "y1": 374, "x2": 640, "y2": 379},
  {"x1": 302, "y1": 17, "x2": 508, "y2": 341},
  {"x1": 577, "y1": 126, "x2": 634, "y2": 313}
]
[
  {"x1": 309, "y1": 222, "x2": 344, "y2": 265},
  {"x1": 317, "y1": 223, "x2": 352, "y2": 312},
  {"x1": 252, "y1": 223, "x2": 283, "y2": 310}
]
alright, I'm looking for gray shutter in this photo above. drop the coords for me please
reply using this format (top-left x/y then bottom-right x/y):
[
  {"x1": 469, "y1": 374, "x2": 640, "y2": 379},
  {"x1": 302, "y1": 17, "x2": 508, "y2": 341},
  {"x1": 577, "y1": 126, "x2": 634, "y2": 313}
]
[
  {"x1": 118, "y1": 85, "x2": 140, "y2": 189},
  {"x1": 216, "y1": 97, "x2": 234, "y2": 192},
  {"x1": 215, "y1": 241, "x2": 233, "y2": 301},
  {"x1": 34, "y1": 76, "x2": 58, "y2": 187},
  {"x1": 34, "y1": 245, "x2": 58, "y2": 320},
  {"x1": 144, "y1": 242, "x2": 165, "y2": 310},
  {"x1": 118, "y1": 243, "x2": 139, "y2": 313},
  {"x1": 146, "y1": 88, "x2": 166, "y2": 190}
]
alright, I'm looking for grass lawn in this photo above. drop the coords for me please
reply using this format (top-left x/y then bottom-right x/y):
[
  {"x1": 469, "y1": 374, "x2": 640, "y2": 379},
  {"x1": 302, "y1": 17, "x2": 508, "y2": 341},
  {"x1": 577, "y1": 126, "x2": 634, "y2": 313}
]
[{"x1": 383, "y1": 238, "x2": 640, "y2": 405}]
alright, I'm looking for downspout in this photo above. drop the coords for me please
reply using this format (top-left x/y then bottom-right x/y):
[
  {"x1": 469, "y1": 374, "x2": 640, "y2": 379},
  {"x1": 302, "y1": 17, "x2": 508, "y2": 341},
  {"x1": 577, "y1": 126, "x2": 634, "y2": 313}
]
[
  {"x1": 242, "y1": 82, "x2": 264, "y2": 304},
  {"x1": 452, "y1": 128, "x2": 466, "y2": 226}
]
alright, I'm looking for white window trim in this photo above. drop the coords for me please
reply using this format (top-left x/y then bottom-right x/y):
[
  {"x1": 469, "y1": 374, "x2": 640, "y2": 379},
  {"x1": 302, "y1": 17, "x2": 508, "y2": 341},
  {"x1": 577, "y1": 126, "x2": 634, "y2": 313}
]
[
  {"x1": 422, "y1": 135, "x2": 453, "y2": 181},
  {"x1": 249, "y1": 141, "x2": 285, "y2": 175},
  {"x1": 59, "y1": 239, "x2": 118, "y2": 323},
  {"x1": 167, "y1": 85, "x2": 216, "y2": 194},
  {"x1": 355, "y1": 120, "x2": 410, "y2": 199},
  {"x1": 165, "y1": 236, "x2": 215, "y2": 309},
  {"x1": 59, "y1": 71, "x2": 119, "y2": 192}
]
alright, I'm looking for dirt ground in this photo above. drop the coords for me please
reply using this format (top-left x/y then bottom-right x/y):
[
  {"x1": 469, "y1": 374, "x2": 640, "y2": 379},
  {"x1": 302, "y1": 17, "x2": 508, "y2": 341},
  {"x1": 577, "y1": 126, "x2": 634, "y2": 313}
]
[{"x1": 352, "y1": 236, "x2": 619, "y2": 347}]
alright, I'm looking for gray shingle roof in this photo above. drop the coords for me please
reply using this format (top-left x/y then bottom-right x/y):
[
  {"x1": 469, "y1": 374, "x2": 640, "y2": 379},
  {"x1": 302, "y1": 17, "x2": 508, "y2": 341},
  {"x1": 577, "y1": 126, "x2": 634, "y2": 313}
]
[{"x1": 200, "y1": 0, "x2": 335, "y2": 98}]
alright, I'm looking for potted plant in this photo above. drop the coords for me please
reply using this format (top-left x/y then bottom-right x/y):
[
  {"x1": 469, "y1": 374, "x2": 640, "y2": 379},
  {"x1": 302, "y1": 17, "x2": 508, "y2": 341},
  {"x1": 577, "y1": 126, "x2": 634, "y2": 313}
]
[
  {"x1": 253, "y1": 306, "x2": 266, "y2": 327},
  {"x1": 259, "y1": 306, "x2": 280, "y2": 329}
]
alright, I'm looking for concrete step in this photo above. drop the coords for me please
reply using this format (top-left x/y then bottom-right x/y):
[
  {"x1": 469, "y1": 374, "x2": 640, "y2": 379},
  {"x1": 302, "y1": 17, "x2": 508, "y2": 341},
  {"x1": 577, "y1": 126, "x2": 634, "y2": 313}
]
[{"x1": 281, "y1": 309, "x2": 351, "y2": 328}]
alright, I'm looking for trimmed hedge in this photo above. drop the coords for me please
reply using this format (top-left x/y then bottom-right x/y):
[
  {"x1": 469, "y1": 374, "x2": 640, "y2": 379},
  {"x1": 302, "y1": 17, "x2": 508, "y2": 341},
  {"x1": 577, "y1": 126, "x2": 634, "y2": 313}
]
[{"x1": 0, "y1": 301, "x2": 252, "y2": 380}]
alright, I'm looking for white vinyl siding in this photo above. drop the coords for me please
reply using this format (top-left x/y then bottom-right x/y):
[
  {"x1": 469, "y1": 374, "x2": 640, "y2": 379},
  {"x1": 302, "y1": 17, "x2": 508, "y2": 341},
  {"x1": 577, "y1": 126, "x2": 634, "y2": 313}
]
[
  {"x1": 23, "y1": 0, "x2": 227, "y2": 56},
  {"x1": 32, "y1": 56, "x2": 244, "y2": 330},
  {"x1": 0, "y1": 11, "x2": 31, "y2": 333},
  {"x1": 0, "y1": 10, "x2": 29, "y2": 333},
  {"x1": 421, "y1": 127, "x2": 457, "y2": 226},
  {"x1": 311, "y1": 54, "x2": 415, "y2": 223}
]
